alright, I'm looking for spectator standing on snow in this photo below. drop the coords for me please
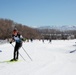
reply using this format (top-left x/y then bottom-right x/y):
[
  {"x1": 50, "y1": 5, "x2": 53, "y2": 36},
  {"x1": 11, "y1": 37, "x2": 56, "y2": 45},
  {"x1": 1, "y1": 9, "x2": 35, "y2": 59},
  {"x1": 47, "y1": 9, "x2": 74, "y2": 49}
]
[{"x1": 49, "y1": 38, "x2": 52, "y2": 43}]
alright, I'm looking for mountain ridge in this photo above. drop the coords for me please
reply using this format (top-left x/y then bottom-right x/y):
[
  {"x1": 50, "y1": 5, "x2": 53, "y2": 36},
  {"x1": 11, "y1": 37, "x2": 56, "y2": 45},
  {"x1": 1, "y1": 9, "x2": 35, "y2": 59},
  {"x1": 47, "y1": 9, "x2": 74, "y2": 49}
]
[{"x1": 36, "y1": 25, "x2": 76, "y2": 31}]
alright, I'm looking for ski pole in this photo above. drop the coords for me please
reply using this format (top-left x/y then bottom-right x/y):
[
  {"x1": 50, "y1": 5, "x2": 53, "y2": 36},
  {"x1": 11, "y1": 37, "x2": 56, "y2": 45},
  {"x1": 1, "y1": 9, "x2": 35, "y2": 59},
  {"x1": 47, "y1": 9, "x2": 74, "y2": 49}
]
[
  {"x1": 22, "y1": 46, "x2": 33, "y2": 61},
  {"x1": 11, "y1": 44, "x2": 26, "y2": 61}
]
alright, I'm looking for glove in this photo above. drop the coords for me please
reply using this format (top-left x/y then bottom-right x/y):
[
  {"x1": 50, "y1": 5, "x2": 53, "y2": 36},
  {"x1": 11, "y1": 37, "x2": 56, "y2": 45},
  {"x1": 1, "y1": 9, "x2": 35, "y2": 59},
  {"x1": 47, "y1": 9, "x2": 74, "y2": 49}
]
[{"x1": 10, "y1": 41, "x2": 12, "y2": 44}]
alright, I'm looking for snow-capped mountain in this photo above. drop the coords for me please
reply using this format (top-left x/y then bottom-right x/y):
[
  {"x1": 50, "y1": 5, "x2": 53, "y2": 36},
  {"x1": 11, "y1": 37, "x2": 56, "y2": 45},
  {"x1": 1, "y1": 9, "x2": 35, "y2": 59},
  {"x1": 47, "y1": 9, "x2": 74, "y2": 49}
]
[{"x1": 37, "y1": 25, "x2": 76, "y2": 31}]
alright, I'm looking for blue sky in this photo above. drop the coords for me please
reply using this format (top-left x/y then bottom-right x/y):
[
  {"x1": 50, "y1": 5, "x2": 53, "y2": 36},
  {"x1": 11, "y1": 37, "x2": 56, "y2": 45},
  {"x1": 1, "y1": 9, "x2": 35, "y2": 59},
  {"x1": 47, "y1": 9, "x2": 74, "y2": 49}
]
[{"x1": 0, "y1": 0, "x2": 76, "y2": 27}]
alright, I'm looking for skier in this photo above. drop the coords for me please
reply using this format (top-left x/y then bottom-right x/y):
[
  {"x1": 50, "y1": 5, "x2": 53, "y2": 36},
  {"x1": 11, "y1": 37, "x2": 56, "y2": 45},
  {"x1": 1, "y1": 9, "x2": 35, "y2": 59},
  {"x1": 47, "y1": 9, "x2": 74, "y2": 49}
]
[
  {"x1": 10, "y1": 28, "x2": 24, "y2": 61},
  {"x1": 49, "y1": 38, "x2": 52, "y2": 43}
]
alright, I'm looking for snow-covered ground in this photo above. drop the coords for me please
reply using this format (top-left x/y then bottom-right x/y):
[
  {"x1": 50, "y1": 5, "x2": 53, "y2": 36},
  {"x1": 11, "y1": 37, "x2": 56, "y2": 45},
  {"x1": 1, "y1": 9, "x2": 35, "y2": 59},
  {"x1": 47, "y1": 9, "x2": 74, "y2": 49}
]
[{"x1": 0, "y1": 39, "x2": 76, "y2": 75}]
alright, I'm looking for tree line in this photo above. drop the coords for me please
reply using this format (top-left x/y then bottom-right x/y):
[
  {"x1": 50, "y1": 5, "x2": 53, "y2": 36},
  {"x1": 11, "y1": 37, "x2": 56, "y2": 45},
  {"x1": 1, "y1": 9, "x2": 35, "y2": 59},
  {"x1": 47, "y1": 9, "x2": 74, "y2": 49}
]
[
  {"x1": 37, "y1": 28, "x2": 76, "y2": 40},
  {"x1": 0, "y1": 18, "x2": 76, "y2": 40},
  {"x1": 0, "y1": 18, "x2": 41, "y2": 39}
]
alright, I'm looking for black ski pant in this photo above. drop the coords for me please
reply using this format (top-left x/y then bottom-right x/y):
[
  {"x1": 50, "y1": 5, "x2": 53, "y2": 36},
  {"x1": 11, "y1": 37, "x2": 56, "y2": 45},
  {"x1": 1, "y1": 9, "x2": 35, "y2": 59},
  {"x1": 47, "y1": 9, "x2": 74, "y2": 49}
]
[{"x1": 13, "y1": 42, "x2": 22, "y2": 60}]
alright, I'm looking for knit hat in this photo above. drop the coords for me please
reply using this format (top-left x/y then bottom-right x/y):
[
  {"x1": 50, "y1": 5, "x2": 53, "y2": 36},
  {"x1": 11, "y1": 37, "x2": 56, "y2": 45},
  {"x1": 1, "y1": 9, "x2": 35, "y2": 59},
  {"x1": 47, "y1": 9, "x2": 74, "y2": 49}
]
[{"x1": 13, "y1": 28, "x2": 18, "y2": 32}]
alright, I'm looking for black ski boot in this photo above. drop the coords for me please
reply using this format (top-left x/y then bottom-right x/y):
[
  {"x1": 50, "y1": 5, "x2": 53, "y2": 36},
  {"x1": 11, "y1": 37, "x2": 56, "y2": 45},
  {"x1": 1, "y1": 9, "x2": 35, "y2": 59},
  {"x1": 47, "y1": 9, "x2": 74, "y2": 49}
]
[{"x1": 10, "y1": 59, "x2": 15, "y2": 61}]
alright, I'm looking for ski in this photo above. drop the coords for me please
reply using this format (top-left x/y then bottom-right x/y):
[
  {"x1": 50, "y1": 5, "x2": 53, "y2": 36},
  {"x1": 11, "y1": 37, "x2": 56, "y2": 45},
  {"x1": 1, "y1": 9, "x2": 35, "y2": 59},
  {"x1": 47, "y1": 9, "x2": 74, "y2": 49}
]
[
  {"x1": 70, "y1": 50, "x2": 76, "y2": 53},
  {"x1": 0, "y1": 60, "x2": 21, "y2": 63},
  {"x1": 0, "y1": 50, "x2": 2, "y2": 52}
]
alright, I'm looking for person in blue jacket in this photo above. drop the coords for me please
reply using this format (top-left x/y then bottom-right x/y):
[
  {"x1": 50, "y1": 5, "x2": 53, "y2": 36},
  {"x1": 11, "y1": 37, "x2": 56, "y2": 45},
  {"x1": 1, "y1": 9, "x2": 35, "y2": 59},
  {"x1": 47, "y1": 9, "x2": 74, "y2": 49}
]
[{"x1": 10, "y1": 28, "x2": 24, "y2": 61}]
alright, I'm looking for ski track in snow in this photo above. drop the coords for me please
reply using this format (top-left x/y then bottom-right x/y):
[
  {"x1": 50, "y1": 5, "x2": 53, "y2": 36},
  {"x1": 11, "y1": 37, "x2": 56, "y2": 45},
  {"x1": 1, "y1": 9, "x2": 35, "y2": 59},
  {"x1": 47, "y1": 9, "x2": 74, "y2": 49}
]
[{"x1": 0, "y1": 39, "x2": 76, "y2": 75}]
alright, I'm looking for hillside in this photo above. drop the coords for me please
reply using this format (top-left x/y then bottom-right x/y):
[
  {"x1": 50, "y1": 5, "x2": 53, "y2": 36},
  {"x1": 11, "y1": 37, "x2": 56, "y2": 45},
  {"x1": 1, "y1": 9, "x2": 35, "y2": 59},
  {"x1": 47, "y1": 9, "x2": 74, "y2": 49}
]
[{"x1": 0, "y1": 18, "x2": 40, "y2": 39}]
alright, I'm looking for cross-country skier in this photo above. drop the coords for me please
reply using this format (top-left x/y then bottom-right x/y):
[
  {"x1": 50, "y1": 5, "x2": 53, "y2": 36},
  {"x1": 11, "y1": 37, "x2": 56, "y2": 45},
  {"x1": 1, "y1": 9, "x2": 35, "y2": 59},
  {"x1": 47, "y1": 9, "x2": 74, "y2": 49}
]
[{"x1": 10, "y1": 28, "x2": 24, "y2": 61}]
